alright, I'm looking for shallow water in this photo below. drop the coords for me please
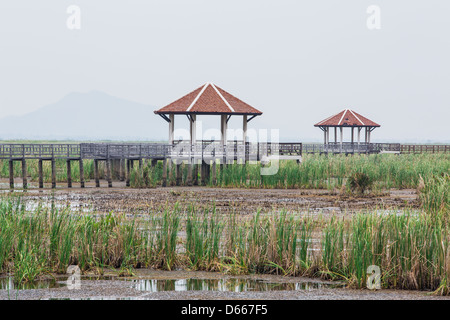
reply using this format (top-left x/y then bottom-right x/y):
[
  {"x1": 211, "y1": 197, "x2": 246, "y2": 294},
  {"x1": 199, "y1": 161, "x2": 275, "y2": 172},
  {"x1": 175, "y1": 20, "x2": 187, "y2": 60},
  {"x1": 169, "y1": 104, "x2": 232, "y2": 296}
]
[
  {"x1": 0, "y1": 275, "x2": 344, "y2": 292},
  {"x1": 129, "y1": 278, "x2": 345, "y2": 292}
]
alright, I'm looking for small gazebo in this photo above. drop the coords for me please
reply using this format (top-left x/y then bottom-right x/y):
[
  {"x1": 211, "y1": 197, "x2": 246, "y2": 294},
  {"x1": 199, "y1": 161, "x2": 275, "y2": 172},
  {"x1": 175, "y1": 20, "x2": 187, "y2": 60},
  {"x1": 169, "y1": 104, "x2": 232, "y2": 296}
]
[
  {"x1": 154, "y1": 82, "x2": 262, "y2": 145},
  {"x1": 314, "y1": 109, "x2": 380, "y2": 145}
]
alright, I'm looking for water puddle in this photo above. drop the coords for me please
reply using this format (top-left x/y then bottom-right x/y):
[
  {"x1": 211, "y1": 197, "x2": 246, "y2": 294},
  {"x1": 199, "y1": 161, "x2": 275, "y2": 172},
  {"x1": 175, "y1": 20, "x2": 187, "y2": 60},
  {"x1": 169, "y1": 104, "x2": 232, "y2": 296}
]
[
  {"x1": 129, "y1": 278, "x2": 345, "y2": 292},
  {"x1": 1, "y1": 276, "x2": 344, "y2": 292}
]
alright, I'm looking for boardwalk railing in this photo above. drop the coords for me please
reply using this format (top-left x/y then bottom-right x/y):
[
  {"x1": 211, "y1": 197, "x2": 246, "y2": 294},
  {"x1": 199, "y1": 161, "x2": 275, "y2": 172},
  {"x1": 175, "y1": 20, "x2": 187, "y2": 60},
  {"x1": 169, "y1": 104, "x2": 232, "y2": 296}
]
[
  {"x1": 0, "y1": 142, "x2": 448, "y2": 161},
  {"x1": 0, "y1": 144, "x2": 81, "y2": 159},
  {"x1": 302, "y1": 143, "x2": 402, "y2": 154}
]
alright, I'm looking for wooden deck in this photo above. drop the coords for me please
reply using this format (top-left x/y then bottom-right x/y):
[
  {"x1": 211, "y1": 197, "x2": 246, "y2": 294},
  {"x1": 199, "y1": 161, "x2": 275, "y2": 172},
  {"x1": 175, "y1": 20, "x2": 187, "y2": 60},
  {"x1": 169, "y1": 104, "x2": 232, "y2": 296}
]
[{"x1": 0, "y1": 141, "x2": 448, "y2": 190}]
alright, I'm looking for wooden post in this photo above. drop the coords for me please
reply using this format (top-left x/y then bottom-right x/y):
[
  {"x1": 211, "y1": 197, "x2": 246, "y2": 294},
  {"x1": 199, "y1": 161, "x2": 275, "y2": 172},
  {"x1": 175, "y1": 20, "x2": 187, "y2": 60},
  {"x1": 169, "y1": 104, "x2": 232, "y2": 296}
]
[
  {"x1": 79, "y1": 159, "x2": 85, "y2": 188},
  {"x1": 67, "y1": 160, "x2": 72, "y2": 188},
  {"x1": 106, "y1": 159, "x2": 112, "y2": 188},
  {"x1": 120, "y1": 159, "x2": 126, "y2": 181},
  {"x1": 168, "y1": 160, "x2": 173, "y2": 185},
  {"x1": 51, "y1": 159, "x2": 56, "y2": 189},
  {"x1": 176, "y1": 163, "x2": 182, "y2": 186},
  {"x1": 38, "y1": 160, "x2": 43, "y2": 188},
  {"x1": 162, "y1": 158, "x2": 167, "y2": 187},
  {"x1": 9, "y1": 160, "x2": 14, "y2": 189},
  {"x1": 151, "y1": 159, "x2": 158, "y2": 167},
  {"x1": 193, "y1": 160, "x2": 199, "y2": 186},
  {"x1": 212, "y1": 160, "x2": 216, "y2": 185},
  {"x1": 187, "y1": 160, "x2": 193, "y2": 186},
  {"x1": 22, "y1": 159, "x2": 27, "y2": 190},
  {"x1": 94, "y1": 159, "x2": 100, "y2": 187},
  {"x1": 126, "y1": 159, "x2": 131, "y2": 187}
]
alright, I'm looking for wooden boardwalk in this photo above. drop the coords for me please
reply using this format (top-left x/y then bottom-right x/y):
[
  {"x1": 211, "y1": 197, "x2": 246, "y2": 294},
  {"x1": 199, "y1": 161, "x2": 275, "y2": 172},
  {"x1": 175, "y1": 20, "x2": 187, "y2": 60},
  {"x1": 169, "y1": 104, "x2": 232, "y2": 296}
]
[{"x1": 0, "y1": 142, "x2": 448, "y2": 189}]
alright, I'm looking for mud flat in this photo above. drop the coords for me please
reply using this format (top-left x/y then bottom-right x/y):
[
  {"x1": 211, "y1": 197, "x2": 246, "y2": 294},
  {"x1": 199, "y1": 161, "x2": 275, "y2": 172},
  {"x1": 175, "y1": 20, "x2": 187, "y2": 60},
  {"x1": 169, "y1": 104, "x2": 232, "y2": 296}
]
[
  {"x1": 3, "y1": 181, "x2": 418, "y2": 216},
  {"x1": 0, "y1": 269, "x2": 446, "y2": 300}
]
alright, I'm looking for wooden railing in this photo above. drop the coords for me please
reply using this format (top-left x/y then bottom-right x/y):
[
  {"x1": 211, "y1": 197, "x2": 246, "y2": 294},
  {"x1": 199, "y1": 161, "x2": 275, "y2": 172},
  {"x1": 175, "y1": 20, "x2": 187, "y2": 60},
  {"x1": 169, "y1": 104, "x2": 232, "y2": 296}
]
[{"x1": 0, "y1": 142, "x2": 448, "y2": 160}]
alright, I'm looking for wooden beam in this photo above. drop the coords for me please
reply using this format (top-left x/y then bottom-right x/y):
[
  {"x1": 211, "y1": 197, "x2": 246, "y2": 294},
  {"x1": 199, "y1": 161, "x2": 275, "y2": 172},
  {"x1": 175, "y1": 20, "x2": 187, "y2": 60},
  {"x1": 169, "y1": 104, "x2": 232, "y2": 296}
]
[
  {"x1": 22, "y1": 159, "x2": 27, "y2": 190},
  {"x1": 67, "y1": 160, "x2": 72, "y2": 188}
]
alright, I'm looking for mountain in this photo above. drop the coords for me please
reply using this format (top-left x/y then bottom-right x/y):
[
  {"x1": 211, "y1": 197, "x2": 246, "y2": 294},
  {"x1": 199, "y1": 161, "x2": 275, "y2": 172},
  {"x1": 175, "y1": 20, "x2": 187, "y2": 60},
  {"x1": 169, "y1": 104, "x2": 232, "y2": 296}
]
[{"x1": 0, "y1": 91, "x2": 168, "y2": 141}]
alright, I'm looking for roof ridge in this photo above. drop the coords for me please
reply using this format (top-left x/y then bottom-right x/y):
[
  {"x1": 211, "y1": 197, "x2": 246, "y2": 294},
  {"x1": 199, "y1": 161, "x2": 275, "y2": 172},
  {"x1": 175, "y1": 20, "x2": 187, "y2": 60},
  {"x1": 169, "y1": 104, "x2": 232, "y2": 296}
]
[
  {"x1": 349, "y1": 109, "x2": 365, "y2": 126},
  {"x1": 338, "y1": 109, "x2": 348, "y2": 125},
  {"x1": 211, "y1": 83, "x2": 235, "y2": 113},
  {"x1": 186, "y1": 83, "x2": 210, "y2": 112}
]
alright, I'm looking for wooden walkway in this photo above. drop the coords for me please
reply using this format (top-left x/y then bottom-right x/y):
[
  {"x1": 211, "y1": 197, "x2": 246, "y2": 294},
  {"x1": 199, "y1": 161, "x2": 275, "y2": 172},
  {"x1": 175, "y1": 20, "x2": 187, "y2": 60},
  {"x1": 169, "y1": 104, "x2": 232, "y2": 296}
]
[{"x1": 0, "y1": 142, "x2": 448, "y2": 189}]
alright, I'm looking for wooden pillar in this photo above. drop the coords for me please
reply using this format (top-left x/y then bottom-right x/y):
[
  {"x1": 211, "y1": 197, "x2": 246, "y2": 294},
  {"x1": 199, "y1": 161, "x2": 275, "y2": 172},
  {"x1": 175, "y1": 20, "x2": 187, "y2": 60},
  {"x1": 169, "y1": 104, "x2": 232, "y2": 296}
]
[
  {"x1": 351, "y1": 127, "x2": 354, "y2": 143},
  {"x1": 162, "y1": 158, "x2": 167, "y2": 187},
  {"x1": 9, "y1": 160, "x2": 14, "y2": 189},
  {"x1": 22, "y1": 159, "x2": 27, "y2": 190},
  {"x1": 193, "y1": 160, "x2": 199, "y2": 186},
  {"x1": 106, "y1": 159, "x2": 112, "y2": 188},
  {"x1": 79, "y1": 159, "x2": 85, "y2": 188},
  {"x1": 38, "y1": 160, "x2": 43, "y2": 188},
  {"x1": 126, "y1": 159, "x2": 131, "y2": 187},
  {"x1": 51, "y1": 159, "x2": 56, "y2": 189},
  {"x1": 94, "y1": 159, "x2": 100, "y2": 187},
  {"x1": 169, "y1": 114, "x2": 175, "y2": 145},
  {"x1": 212, "y1": 160, "x2": 216, "y2": 185},
  {"x1": 176, "y1": 163, "x2": 182, "y2": 186},
  {"x1": 168, "y1": 160, "x2": 173, "y2": 185},
  {"x1": 334, "y1": 127, "x2": 337, "y2": 143},
  {"x1": 151, "y1": 159, "x2": 157, "y2": 167},
  {"x1": 120, "y1": 159, "x2": 125, "y2": 181},
  {"x1": 323, "y1": 127, "x2": 327, "y2": 144},
  {"x1": 187, "y1": 160, "x2": 193, "y2": 186},
  {"x1": 67, "y1": 160, "x2": 72, "y2": 188},
  {"x1": 358, "y1": 127, "x2": 361, "y2": 145}
]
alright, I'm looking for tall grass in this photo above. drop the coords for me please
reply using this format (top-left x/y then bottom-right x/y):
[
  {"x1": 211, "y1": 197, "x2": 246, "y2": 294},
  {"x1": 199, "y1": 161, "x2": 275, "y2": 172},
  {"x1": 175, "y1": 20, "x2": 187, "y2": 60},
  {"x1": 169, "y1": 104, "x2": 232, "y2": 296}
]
[
  {"x1": 124, "y1": 154, "x2": 449, "y2": 190},
  {"x1": 1, "y1": 154, "x2": 448, "y2": 191},
  {"x1": 1, "y1": 195, "x2": 450, "y2": 295}
]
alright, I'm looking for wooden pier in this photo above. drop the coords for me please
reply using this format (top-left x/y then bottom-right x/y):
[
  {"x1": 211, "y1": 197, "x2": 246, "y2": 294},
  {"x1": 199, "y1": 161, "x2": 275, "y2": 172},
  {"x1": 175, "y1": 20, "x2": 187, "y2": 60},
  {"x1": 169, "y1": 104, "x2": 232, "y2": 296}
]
[{"x1": 0, "y1": 142, "x2": 448, "y2": 190}]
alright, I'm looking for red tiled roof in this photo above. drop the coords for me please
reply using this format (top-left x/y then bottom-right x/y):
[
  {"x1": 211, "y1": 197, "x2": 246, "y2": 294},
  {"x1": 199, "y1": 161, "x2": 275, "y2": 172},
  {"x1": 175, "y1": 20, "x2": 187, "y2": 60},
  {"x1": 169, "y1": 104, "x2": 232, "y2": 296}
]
[
  {"x1": 154, "y1": 83, "x2": 262, "y2": 115},
  {"x1": 314, "y1": 109, "x2": 380, "y2": 127}
]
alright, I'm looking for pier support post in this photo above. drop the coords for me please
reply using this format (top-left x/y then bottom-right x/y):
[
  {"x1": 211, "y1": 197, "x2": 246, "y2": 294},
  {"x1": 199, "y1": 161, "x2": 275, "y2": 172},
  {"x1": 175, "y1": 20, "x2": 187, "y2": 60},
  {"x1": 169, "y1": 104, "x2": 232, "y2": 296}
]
[
  {"x1": 176, "y1": 163, "x2": 182, "y2": 186},
  {"x1": 106, "y1": 159, "x2": 112, "y2": 188},
  {"x1": 67, "y1": 160, "x2": 72, "y2": 188},
  {"x1": 9, "y1": 160, "x2": 14, "y2": 190},
  {"x1": 212, "y1": 160, "x2": 216, "y2": 185},
  {"x1": 120, "y1": 159, "x2": 125, "y2": 181},
  {"x1": 187, "y1": 161, "x2": 193, "y2": 186},
  {"x1": 168, "y1": 161, "x2": 173, "y2": 186},
  {"x1": 38, "y1": 160, "x2": 43, "y2": 188},
  {"x1": 193, "y1": 161, "x2": 199, "y2": 186},
  {"x1": 51, "y1": 159, "x2": 56, "y2": 189},
  {"x1": 94, "y1": 159, "x2": 100, "y2": 187},
  {"x1": 22, "y1": 159, "x2": 27, "y2": 190},
  {"x1": 162, "y1": 159, "x2": 167, "y2": 187},
  {"x1": 126, "y1": 159, "x2": 131, "y2": 187},
  {"x1": 79, "y1": 159, "x2": 85, "y2": 188}
]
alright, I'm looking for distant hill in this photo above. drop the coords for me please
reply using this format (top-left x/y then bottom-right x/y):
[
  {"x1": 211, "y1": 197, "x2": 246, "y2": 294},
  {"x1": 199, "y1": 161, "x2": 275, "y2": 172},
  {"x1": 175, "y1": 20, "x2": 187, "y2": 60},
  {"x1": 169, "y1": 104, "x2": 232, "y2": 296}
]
[{"x1": 0, "y1": 91, "x2": 167, "y2": 141}]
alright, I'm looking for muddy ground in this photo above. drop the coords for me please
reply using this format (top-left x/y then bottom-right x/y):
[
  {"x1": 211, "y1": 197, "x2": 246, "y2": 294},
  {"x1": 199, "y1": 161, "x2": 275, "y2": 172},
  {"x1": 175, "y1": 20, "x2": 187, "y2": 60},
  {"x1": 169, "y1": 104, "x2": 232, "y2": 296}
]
[
  {"x1": 2, "y1": 178, "x2": 418, "y2": 216},
  {"x1": 0, "y1": 270, "x2": 446, "y2": 300}
]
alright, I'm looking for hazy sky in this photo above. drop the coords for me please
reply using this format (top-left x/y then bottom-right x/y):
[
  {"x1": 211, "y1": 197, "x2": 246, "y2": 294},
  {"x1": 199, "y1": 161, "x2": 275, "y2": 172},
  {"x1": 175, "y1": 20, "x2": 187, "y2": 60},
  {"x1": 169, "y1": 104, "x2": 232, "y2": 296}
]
[{"x1": 0, "y1": 1, "x2": 449, "y2": 142}]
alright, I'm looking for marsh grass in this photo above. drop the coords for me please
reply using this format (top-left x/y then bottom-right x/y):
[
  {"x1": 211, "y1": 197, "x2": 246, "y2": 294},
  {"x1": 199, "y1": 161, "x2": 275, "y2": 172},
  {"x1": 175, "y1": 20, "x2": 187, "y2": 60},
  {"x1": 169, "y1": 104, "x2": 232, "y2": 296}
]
[{"x1": 1, "y1": 196, "x2": 450, "y2": 295}]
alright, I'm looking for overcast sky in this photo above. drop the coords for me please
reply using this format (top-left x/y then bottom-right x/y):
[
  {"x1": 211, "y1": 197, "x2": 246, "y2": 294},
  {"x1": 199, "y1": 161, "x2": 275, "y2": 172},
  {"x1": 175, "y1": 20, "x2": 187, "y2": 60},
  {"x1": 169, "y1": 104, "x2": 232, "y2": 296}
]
[{"x1": 0, "y1": 1, "x2": 449, "y2": 142}]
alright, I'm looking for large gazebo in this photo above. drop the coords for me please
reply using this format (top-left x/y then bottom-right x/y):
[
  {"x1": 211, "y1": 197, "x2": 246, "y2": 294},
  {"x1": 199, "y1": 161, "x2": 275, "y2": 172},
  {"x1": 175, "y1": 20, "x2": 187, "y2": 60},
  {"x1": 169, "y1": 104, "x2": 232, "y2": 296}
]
[
  {"x1": 154, "y1": 82, "x2": 262, "y2": 145},
  {"x1": 314, "y1": 109, "x2": 380, "y2": 145}
]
